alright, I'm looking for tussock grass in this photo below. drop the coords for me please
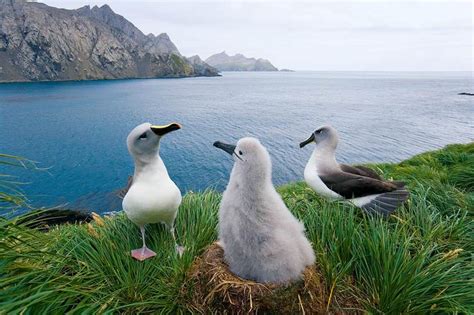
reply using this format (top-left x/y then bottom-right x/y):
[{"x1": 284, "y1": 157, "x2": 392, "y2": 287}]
[
  {"x1": 0, "y1": 154, "x2": 41, "y2": 211},
  {"x1": 1, "y1": 143, "x2": 473, "y2": 313}
]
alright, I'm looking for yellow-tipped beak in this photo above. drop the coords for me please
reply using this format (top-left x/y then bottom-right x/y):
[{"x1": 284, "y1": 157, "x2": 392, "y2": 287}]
[{"x1": 150, "y1": 122, "x2": 182, "y2": 136}]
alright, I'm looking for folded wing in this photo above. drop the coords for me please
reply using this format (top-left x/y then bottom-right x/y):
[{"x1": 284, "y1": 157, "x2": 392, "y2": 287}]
[
  {"x1": 340, "y1": 164, "x2": 382, "y2": 180},
  {"x1": 319, "y1": 172, "x2": 397, "y2": 199}
]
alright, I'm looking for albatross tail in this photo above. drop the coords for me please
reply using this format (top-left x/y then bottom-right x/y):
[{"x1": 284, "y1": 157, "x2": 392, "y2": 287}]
[{"x1": 359, "y1": 188, "x2": 410, "y2": 216}]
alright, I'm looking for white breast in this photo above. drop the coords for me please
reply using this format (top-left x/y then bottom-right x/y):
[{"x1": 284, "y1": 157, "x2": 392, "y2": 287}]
[
  {"x1": 304, "y1": 149, "x2": 342, "y2": 200},
  {"x1": 304, "y1": 165, "x2": 342, "y2": 200},
  {"x1": 122, "y1": 159, "x2": 181, "y2": 227}
]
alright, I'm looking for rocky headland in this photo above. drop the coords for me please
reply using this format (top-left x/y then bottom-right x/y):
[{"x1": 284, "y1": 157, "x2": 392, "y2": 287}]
[
  {"x1": 205, "y1": 51, "x2": 278, "y2": 71},
  {"x1": 0, "y1": 0, "x2": 218, "y2": 82}
]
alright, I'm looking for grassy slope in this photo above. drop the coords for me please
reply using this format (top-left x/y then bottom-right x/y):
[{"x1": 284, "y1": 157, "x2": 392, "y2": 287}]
[{"x1": 1, "y1": 143, "x2": 473, "y2": 314}]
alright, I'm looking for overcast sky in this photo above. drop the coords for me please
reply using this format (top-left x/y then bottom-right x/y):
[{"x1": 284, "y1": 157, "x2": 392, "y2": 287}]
[{"x1": 44, "y1": 0, "x2": 473, "y2": 71}]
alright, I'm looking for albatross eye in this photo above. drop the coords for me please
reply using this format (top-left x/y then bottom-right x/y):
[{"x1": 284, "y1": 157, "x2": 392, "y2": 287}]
[
  {"x1": 316, "y1": 129, "x2": 322, "y2": 134},
  {"x1": 139, "y1": 132, "x2": 148, "y2": 139},
  {"x1": 239, "y1": 150, "x2": 243, "y2": 155}
]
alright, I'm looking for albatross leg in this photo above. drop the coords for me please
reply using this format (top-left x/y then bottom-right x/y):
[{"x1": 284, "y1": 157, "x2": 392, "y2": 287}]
[
  {"x1": 170, "y1": 226, "x2": 185, "y2": 256},
  {"x1": 131, "y1": 225, "x2": 156, "y2": 261}
]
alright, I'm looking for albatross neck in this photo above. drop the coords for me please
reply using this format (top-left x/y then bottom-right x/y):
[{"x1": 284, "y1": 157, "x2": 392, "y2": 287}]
[
  {"x1": 133, "y1": 149, "x2": 169, "y2": 180},
  {"x1": 310, "y1": 144, "x2": 339, "y2": 173}
]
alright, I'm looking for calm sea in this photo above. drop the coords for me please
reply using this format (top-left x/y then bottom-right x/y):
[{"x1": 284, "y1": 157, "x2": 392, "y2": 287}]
[{"x1": 0, "y1": 71, "x2": 472, "y2": 213}]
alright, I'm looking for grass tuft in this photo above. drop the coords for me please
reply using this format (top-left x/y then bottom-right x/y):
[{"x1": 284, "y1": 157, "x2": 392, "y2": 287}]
[{"x1": 1, "y1": 143, "x2": 473, "y2": 313}]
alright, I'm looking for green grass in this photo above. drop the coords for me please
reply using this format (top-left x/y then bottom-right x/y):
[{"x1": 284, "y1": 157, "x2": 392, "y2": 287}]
[
  {"x1": 0, "y1": 154, "x2": 42, "y2": 212},
  {"x1": 1, "y1": 143, "x2": 473, "y2": 313}
]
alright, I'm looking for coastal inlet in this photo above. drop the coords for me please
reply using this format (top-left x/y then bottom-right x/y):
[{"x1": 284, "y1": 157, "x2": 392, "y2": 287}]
[{"x1": 0, "y1": 71, "x2": 472, "y2": 212}]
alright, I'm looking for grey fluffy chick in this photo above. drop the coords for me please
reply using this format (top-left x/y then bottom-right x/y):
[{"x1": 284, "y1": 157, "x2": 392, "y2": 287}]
[{"x1": 213, "y1": 137, "x2": 315, "y2": 284}]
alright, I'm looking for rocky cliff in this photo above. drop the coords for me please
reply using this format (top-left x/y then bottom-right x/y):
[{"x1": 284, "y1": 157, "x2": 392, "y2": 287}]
[
  {"x1": 0, "y1": 0, "x2": 218, "y2": 82},
  {"x1": 205, "y1": 52, "x2": 278, "y2": 71},
  {"x1": 186, "y1": 55, "x2": 219, "y2": 77}
]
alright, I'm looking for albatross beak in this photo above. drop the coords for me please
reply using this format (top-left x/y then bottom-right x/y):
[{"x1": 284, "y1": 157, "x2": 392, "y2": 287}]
[
  {"x1": 299, "y1": 133, "x2": 315, "y2": 148},
  {"x1": 150, "y1": 123, "x2": 181, "y2": 136},
  {"x1": 213, "y1": 141, "x2": 236, "y2": 156}
]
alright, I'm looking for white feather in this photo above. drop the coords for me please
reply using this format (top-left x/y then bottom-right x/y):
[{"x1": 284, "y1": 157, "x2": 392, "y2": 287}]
[
  {"x1": 349, "y1": 194, "x2": 380, "y2": 207},
  {"x1": 122, "y1": 157, "x2": 181, "y2": 227},
  {"x1": 304, "y1": 148, "x2": 342, "y2": 200}
]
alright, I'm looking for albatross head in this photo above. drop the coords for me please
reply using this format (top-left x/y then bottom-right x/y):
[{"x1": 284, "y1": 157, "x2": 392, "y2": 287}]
[
  {"x1": 299, "y1": 125, "x2": 339, "y2": 150},
  {"x1": 127, "y1": 122, "x2": 181, "y2": 163},
  {"x1": 213, "y1": 137, "x2": 272, "y2": 185}
]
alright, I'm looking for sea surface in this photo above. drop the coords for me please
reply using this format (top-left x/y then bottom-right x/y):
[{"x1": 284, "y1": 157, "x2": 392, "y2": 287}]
[{"x1": 1, "y1": 71, "x2": 473, "y2": 213}]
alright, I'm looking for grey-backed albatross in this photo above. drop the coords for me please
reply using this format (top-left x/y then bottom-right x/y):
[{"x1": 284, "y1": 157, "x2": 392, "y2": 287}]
[
  {"x1": 122, "y1": 122, "x2": 183, "y2": 261},
  {"x1": 299, "y1": 125, "x2": 409, "y2": 216}
]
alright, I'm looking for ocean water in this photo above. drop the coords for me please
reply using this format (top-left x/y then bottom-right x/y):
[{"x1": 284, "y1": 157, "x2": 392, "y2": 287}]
[{"x1": 0, "y1": 71, "x2": 472, "y2": 213}]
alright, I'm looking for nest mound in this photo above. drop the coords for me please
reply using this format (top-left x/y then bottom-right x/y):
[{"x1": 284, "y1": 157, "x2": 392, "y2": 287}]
[{"x1": 182, "y1": 242, "x2": 361, "y2": 314}]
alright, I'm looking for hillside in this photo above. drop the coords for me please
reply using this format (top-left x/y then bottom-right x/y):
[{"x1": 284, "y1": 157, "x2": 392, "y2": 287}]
[
  {"x1": 0, "y1": 143, "x2": 473, "y2": 313},
  {"x1": 0, "y1": 0, "x2": 218, "y2": 82}
]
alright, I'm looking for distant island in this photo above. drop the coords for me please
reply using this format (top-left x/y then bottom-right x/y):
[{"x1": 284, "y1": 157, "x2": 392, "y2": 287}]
[
  {"x1": 280, "y1": 69, "x2": 295, "y2": 72},
  {"x1": 0, "y1": 0, "x2": 218, "y2": 83},
  {"x1": 205, "y1": 52, "x2": 278, "y2": 71}
]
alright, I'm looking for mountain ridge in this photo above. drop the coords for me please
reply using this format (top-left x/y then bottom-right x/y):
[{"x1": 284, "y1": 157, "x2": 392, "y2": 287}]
[
  {"x1": 0, "y1": 0, "x2": 218, "y2": 82},
  {"x1": 205, "y1": 51, "x2": 278, "y2": 71}
]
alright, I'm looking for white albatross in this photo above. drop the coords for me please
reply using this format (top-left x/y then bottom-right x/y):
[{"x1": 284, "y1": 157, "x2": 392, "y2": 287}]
[{"x1": 122, "y1": 122, "x2": 183, "y2": 261}]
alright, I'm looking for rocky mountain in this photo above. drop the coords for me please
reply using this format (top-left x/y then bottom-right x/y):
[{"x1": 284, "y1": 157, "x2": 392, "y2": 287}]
[
  {"x1": 0, "y1": 0, "x2": 218, "y2": 83},
  {"x1": 186, "y1": 55, "x2": 218, "y2": 77},
  {"x1": 205, "y1": 52, "x2": 278, "y2": 71}
]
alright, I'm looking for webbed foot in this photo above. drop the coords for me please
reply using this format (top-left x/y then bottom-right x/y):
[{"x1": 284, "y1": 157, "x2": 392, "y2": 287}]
[{"x1": 131, "y1": 246, "x2": 156, "y2": 261}]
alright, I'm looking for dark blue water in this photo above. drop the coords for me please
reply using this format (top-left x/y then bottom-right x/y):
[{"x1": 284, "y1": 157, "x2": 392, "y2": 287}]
[{"x1": 1, "y1": 72, "x2": 473, "y2": 213}]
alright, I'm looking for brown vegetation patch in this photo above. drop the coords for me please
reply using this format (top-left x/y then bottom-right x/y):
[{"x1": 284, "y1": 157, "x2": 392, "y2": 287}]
[{"x1": 182, "y1": 242, "x2": 361, "y2": 314}]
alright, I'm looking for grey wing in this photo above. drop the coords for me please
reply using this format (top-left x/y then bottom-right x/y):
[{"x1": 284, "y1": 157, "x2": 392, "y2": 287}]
[
  {"x1": 117, "y1": 176, "x2": 133, "y2": 199},
  {"x1": 340, "y1": 164, "x2": 382, "y2": 180}
]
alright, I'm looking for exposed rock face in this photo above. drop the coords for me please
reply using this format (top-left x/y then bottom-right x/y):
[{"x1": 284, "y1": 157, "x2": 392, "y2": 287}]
[
  {"x1": 0, "y1": 0, "x2": 218, "y2": 82},
  {"x1": 187, "y1": 55, "x2": 219, "y2": 77},
  {"x1": 205, "y1": 51, "x2": 278, "y2": 71}
]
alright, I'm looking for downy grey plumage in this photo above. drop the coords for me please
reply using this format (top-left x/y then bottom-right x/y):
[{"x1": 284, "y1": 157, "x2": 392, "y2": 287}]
[{"x1": 214, "y1": 137, "x2": 315, "y2": 284}]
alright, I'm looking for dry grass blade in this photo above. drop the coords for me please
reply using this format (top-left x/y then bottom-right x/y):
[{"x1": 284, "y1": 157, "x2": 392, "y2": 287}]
[{"x1": 182, "y1": 242, "x2": 360, "y2": 314}]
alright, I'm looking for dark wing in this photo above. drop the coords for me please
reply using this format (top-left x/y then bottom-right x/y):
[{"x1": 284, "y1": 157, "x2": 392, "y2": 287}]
[
  {"x1": 360, "y1": 188, "x2": 409, "y2": 216},
  {"x1": 341, "y1": 164, "x2": 407, "y2": 188},
  {"x1": 320, "y1": 172, "x2": 397, "y2": 199},
  {"x1": 390, "y1": 181, "x2": 406, "y2": 188},
  {"x1": 340, "y1": 164, "x2": 382, "y2": 180},
  {"x1": 117, "y1": 176, "x2": 133, "y2": 199}
]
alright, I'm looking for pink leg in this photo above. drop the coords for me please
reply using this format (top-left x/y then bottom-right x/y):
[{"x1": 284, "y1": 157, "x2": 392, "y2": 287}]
[{"x1": 131, "y1": 226, "x2": 156, "y2": 261}]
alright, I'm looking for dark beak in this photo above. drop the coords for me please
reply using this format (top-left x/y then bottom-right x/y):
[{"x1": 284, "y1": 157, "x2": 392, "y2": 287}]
[
  {"x1": 299, "y1": 133, "x2": 315, "y2": 148},
  {"x1": 213, "y1": 141, "x2": 236, "y2": 156},
  {"x1": 150, "y1": 123, "x2": 181, "y2": 136}
]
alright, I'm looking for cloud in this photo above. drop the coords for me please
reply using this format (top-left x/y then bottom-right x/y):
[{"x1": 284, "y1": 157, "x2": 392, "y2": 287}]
[{"x1": 43, "y1": 0, "x2": 473, "y2": 71}]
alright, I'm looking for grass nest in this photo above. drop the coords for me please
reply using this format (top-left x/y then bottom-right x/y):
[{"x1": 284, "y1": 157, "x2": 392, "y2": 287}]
[{"x1": 182, "y1": 242, "x2": 361, "y2": 314}]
